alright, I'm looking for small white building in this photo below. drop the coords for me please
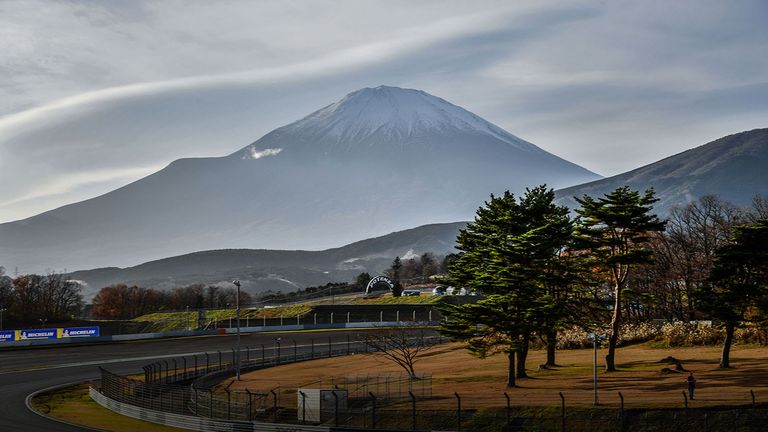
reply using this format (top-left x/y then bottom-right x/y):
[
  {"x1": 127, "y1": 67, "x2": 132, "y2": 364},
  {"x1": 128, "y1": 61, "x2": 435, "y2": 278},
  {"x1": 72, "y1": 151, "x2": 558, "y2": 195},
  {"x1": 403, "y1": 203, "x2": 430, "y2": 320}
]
[{"x1": 297, "y1": 388, "x2": 348, "y2": 423}]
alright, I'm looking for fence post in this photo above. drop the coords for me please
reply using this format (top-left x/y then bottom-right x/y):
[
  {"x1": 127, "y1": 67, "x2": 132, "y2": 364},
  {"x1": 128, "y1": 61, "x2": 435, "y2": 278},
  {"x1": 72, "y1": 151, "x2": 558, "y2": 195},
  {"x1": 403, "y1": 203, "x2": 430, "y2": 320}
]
[
  {"x1": 231, "y1": 348, "x2": 236, "y2": 367},
  {"x1": 504, "y1": 392, "x2": 511, "y2": 427},
  {"x1": 455, "y1": 392, "x2": 461, "y2": 431},
  {"x1": 299, "y1": 391, "x2": 307, "y2": 424},
  {"x1": 246, "y1": 346, "x2": 250, "y2": 363},
  {"x1": 194, "y1": 355, "x2": 198, "y2": 375},
  {"x1": 311, "y1": 338, "x2": 315, "y2": 358},
  {"x1": 328, "y1": 337, "x2": 332, "y2": 357},
  {"x1": 163, "y1": 360, "x2": 169, "y2": 383},
  {"x1": 618, "y1": 391, "x2": 625, "y2": 431},
  {"x1": 205, "y1": 353, "x2": 210, "y2": 373},
  {"x1": 413, "y1": 310, "x2": 416, "y2": 321},
  {"x1": 380, "y1": 310, "x2": 383, "y2": 323},
  {"x1": 331, "y1": 312, "x2": 334, "y2": 324},
  {"x1": 246, "y1": 389, "x2": 253, "y2": 421},
  {"x1": 173, "y1": 358, "x2": 177, "y2": 379},
  {"x1": 261, "y1": 344, "x2": 265, "y2": 364},
  {"x1": 193, "y1": 388, "x2": 198, "y2": 415},
  {"x1": 226, "y1": 388, "x2": 231, "y2": 420},
  {"x1": 314, "y1": 313, "x2": 317, "y2": 325},
  {"x1": 347, "y1": 334, "x2": 351, "y2": 355},
  {"x1": 218, "y1": 350, "x2": 222, "y2": 369},
  {"x1": 683, "y1": 390, "x2": 688, "y2": 409},
  {"x1": 271, "y1": 389, "x2": 278, "y2": 423},
  {"x1": 294, "y1": 340, "x2": 298, "y2": 362},
  {"x1": 370, "y1": 392, "x2": 377, "y2": 428},
  {"x1": 347, "y1": 311, "x2": 350, "y2": 323},
  {"x1": 409, "y1": 391, "x2": 417, "y2": 431},
  {"x1": 559, "y1": 392, "x2": 566, "y2": 432},
  {"x1": 208, "y1": 389, "x2": 213, "y2": 418},
  {"x1": 332, "y1": 390, "x2": 340, "y2": 426}
]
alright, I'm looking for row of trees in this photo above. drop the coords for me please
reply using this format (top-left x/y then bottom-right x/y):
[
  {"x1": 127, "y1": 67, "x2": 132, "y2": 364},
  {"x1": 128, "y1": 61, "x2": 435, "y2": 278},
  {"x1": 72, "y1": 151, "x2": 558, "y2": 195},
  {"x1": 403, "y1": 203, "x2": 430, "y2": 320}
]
[
  {"x1": 439, "y1": 185, "x2": 768, "y2": 386},
  {"x1": 91, "y1": 284, "x2": 250, "y2": 319},
  {"x1": 0, "y1": 270, "x2": 83, "y2": 325}
]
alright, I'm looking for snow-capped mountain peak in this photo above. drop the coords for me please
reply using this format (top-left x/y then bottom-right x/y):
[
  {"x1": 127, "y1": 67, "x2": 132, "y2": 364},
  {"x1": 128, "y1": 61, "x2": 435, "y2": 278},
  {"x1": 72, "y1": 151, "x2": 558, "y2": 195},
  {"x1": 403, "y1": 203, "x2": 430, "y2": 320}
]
[
  {"x1": 238, "y1": 85, "x2": 543, "y2": 156},
  {"x1": 1, "y1": 86, "x2": 600, "y2": 272}
]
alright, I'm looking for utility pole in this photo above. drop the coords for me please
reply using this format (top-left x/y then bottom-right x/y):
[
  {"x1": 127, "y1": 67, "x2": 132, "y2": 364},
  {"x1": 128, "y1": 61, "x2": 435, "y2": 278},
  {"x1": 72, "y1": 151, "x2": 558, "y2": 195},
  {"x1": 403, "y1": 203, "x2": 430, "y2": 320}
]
[{"x1": 233, "y1": 280, "x2": 242, "y2": 380}]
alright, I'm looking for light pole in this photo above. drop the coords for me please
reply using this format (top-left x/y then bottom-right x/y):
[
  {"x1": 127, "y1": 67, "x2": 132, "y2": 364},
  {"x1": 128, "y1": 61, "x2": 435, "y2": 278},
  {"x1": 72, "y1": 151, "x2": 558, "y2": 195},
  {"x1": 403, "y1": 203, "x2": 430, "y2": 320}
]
[
  {"x1": 590, "y1": 333, "x2": 603, "y2": 405},
  {"x1": 232, "y1": 280, "x2": 242, "y2": 380}
]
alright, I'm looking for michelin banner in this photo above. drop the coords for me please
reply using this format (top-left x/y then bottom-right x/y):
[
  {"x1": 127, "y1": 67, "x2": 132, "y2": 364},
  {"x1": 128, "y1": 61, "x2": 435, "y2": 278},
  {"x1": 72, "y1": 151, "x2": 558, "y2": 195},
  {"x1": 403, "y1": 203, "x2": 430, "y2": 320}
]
[
  {"x1": 20, "y1": 328, "x2": 58, "y2": 340},
  {"x1": 0, "y1": 326, "x2": 100, "y2": 342},
  {"x1": 59, "y1": 326, "x2": 100, "y2": 338}
]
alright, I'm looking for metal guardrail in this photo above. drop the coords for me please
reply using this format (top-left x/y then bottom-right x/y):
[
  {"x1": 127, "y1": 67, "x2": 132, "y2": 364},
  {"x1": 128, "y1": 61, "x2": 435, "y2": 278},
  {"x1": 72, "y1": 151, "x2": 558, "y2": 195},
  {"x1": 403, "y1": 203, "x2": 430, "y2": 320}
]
[{"x1": 90, "y1": 387, "x2": 331, "y2": 432}]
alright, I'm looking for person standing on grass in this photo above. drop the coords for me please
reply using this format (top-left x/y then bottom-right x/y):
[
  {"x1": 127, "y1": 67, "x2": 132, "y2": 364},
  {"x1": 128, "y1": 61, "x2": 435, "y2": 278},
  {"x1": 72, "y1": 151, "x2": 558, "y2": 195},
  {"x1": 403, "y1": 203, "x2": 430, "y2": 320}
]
[{"x1": 687, "y1": 372, "x2": 697, "y2": 400}]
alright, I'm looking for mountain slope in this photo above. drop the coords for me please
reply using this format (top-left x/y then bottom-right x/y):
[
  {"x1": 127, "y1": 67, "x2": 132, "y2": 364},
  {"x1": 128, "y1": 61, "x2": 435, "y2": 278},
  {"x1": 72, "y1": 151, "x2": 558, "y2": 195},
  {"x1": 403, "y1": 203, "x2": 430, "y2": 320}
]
[
  {"x1": 0, "y1": 86, "x2": 599, "y2": 272},
  {"x1": 555, "y1": 128, "x2": 768, "y2": 213},
  {"x1": 68, "y1": 221, "x2": 467, "y2": 299}
]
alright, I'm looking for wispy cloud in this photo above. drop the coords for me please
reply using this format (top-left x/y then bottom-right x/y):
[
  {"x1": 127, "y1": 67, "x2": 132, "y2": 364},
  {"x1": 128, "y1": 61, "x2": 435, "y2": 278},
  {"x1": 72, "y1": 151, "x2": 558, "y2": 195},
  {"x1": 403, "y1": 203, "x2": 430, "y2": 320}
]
[
  {"x1": 1, "y1": 0, "x2": 767, "y2": 224},
  {"x1": 0, "y1": 164, "x2": 164, "y2": 220}
]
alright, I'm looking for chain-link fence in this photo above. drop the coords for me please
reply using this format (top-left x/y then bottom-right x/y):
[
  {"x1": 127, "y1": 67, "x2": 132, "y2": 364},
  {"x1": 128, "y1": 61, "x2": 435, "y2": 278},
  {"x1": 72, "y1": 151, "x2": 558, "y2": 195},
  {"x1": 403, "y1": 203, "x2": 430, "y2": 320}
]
[{"x1": 97, "y1": 335, "x2": 768, "y2": 431}]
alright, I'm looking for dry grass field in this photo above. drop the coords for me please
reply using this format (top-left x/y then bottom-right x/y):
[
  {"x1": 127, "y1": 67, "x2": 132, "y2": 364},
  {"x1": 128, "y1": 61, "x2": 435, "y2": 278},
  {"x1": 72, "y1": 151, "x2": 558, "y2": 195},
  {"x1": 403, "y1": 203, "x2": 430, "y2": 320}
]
[{"x1": 230, "y1": 342, "x2": 768, "y2": 410}]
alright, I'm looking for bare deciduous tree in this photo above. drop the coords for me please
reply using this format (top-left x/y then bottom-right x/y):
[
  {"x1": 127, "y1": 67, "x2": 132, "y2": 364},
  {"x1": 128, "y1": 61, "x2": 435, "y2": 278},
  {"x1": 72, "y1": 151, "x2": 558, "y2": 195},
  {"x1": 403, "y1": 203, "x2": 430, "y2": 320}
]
[{"x1": 358, "y1": 326, "x2": 434, "y2": 378}]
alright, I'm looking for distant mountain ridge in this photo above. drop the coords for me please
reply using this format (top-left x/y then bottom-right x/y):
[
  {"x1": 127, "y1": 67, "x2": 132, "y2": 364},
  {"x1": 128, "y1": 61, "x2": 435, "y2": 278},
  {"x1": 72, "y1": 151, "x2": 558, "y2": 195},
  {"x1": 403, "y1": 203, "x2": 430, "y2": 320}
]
[
  {"x1": 69, "y1": 128, "x2": 768, "y2": 298},
  {"x1": 69, "y1": 221, "x2": 467, "y2": 299},
  {"x1": 0, "y1": 85, "x2": 599, "y2": 272},
  {"x1": 555, "y1": 128, "x2": 768, "y2": 213}
]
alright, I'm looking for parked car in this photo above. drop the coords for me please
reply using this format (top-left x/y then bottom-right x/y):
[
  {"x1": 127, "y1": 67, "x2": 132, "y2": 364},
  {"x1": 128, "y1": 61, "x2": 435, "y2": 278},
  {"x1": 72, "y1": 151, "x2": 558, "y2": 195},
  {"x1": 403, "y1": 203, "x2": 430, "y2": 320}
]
[{"x1": 402, "y1": 289, "x2": 421, "y2": 296}]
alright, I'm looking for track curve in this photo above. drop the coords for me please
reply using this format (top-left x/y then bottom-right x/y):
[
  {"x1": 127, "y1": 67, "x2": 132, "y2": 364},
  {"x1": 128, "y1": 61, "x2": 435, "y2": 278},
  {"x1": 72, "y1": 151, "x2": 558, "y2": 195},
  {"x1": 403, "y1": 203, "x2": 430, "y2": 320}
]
[{"x1": 0, "y1": 330, "x2": 360, "y2": 431}]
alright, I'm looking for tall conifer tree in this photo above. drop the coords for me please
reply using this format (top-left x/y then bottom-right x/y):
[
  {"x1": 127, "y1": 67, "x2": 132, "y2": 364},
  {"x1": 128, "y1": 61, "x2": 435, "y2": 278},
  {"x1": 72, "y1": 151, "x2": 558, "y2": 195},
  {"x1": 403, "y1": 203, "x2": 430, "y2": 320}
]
[{"x1": 574, "y1": 186, "x2": 665, "y2": 372}]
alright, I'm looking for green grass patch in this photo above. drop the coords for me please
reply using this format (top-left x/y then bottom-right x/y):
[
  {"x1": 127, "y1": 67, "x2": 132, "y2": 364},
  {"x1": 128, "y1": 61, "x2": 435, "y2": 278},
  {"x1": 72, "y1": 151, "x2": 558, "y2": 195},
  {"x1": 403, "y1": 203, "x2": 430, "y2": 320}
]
[
  {"x1": 131, "y1": 295, "x2": 441, "y2": 331},
  {"x1": 30, "y1": 383, "x2": 183, "y2": 432},
  {"x1": 347, "y1": 294, "x2": 442, "y2": 305}
]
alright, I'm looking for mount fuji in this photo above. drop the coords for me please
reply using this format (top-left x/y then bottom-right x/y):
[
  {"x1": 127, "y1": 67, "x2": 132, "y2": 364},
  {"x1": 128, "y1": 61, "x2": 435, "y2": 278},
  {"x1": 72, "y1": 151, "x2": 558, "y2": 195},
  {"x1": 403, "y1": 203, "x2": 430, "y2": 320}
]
[{"x1": 0, "y1": 86, "x2": 600, "y2": 272}]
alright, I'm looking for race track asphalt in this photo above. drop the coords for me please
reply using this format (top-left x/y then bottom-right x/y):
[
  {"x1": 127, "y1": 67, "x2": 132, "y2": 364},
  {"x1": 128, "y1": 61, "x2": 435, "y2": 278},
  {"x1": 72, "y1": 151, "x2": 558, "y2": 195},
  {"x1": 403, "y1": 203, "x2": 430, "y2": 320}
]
[{"x1": 0, "y1": 330, "x2": 363, "y2": 431}]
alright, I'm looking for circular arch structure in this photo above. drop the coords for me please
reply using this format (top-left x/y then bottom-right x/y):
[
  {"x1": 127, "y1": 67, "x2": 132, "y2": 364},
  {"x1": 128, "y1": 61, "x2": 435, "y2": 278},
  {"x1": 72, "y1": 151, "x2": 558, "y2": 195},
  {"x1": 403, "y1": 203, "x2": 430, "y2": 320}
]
[{"x1": 365, "y1": 275, "x2": 395, "y2": 294}]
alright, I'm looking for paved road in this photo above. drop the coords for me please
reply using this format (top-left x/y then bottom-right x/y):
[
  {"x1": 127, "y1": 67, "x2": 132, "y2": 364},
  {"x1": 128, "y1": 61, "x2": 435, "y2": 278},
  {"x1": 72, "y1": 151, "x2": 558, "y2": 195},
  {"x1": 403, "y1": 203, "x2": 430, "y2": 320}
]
[{"x1": 0, "y1": 330, "x2": 364, "y2": 431}]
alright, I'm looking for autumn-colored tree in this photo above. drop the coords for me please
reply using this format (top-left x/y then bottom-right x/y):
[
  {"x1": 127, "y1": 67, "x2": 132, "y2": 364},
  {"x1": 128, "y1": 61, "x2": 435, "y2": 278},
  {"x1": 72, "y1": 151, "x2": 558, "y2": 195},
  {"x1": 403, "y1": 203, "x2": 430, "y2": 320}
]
[{"x1": 92, "y1": 284, "x2": 163, "y2": 319}]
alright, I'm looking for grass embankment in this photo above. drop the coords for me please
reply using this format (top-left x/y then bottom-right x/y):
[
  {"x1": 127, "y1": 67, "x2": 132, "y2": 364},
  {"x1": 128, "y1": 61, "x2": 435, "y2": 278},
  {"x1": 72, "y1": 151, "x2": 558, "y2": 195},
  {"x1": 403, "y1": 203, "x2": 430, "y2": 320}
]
[
  {"x1": 132, "y1": 293, "x2": 442, "y2": 332},
  {"x1": 230, "y1": 342, "x2": 768, "y2": 410},
  {"x1": 30, "y1": 383, "x2": 183, "y2": 432}
]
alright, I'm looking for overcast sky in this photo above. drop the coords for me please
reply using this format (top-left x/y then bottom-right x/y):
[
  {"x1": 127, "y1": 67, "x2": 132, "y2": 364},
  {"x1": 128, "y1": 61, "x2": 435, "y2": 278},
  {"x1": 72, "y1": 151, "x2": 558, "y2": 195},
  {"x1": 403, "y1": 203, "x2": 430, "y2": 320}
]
[{"x1": 1, "y1": 0, "x2": 767, "y2": 223}]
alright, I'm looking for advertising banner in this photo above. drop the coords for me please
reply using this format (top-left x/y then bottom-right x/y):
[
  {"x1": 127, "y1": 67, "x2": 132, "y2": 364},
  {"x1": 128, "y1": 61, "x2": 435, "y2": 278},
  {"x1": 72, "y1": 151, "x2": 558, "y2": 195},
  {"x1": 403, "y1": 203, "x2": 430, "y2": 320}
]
[
  {"x1": 0, "y1": 330, "x2": 15, "y2": 342},
  {"x1": 19, "y1": 328, "x2": 58, "y2": 340},
  {"x1": 60, "y1": 326, "x2": 100, "y2": 338}
]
